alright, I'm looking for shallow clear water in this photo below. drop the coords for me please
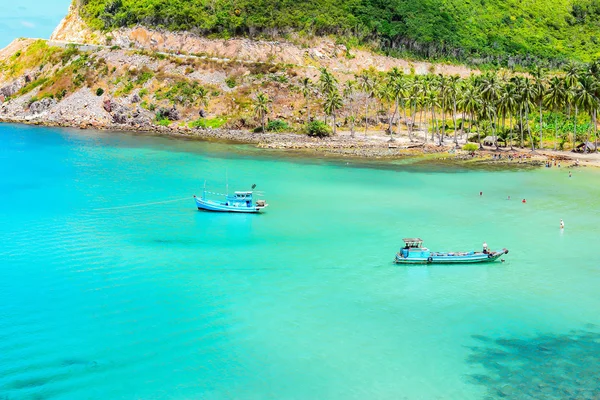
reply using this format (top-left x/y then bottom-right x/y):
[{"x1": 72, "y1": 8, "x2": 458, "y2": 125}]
[{"x1": 1, "y1": 123, "x2": 599, "y2": 399}]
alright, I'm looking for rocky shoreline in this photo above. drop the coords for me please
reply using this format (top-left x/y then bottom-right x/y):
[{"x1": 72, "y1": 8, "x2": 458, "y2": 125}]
[{"x1": 4, "y1": 115, "x2": 595, "y2": 169}]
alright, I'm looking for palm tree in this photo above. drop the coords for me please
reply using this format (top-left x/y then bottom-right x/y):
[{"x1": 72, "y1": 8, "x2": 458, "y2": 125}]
[
  {"x1": 394, "y1": 73, "x2": 411, "y2": 138},
  {"x1": 319, "y1": 68, "x2": 338, "y2": 125},
  {"x1": 343, "y1": 80, "x2": 357, "y2": 137},
  {"x1": 498, "y1": 83, "x2": 517, "y2": 150},
  {"x1": 437, "y1": 74, "x2": 449, "y2": 143},
  {"x1": 324, "y1": 88, "x2": 343, "y2": 135},
  {"x1": 458, "y1": 84, "x2": 481, "y2": 148},
  {"x1": 447, "y1": 75, "x2": 461, "y2": 146},
  {"x1": 544, "y1": 76, "x2": 567, "y2": 150},
  {"x1": 319, "y1": 68, "x2": 337, "y2": 96},
  {"x1": 409, "y1": 76, "x2": 425, "y2": 141},
  {"x1": 564, "y1": 63, "x2": 581, "y2": 150},
  {"x1": 480, "y1": 71, "x2": 501, "y2": 105},
  {"x1": 531, "y1": 65, "x2": 547, "y2": 149},
  {"x1": 564, "y1": 62, "x2": 581, "y2": 88},
  {"x1": 198, "y1": 86, "x2": 210, "y2": 111},
  {"x1": 479, "y1": 100, "x2": 497, "y2": 149},
  {"x1": 574, "y1": 75, "x2": 598, "y2": 152},
  {"x1": 518, "y1": 77, "x2": 536, "y2": 151},
  {"x1": 425, "y1": 87, "x2": 441, "y2": 144},
  {"x1": 300, "y1": 77, "x2": 313, "y2": 124},
  {"x1": 386, "y1": 67, "x2": 405, "y2": 141},
  {"x1": 253, "y1": 92, "x2": 271, "y2": 133},
  {"x1": 358, "y1": 72, "x2": 375, "y2": 138},
  {"x1": 510, "y1": 76, "x2": 525, "y2": 148}
]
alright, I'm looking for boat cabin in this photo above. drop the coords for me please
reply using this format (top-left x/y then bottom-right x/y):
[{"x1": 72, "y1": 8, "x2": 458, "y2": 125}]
[
  {"x1": 399, "y1": 238, "x2": 431, "y2": 258},
  {"x1": 226, "y1": 191, "x2": 254, "y2": 207}
]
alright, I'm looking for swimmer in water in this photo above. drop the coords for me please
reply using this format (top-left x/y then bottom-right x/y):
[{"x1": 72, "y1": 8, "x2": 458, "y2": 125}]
[{"x1": 560, "y1": 219, "x2": 564, "y2": 229}]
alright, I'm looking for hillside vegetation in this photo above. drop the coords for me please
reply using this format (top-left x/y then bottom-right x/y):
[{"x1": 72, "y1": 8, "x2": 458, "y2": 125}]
[{"x1": 79, "y1": 0, "x2": 600, "y2": 67}]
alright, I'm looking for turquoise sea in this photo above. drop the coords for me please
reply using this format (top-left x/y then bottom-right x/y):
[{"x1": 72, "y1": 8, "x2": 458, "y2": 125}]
[{"x1": 1, "y1": 123, "x2": 600, "y2": 399}]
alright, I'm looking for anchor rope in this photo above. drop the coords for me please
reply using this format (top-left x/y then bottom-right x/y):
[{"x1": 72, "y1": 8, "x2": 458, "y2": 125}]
[{"x1": 92, "y1": 197, "x2": 191, "y2": 212}]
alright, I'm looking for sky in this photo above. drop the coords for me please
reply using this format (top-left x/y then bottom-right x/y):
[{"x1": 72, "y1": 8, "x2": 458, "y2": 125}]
[{"x1": 0, "y1": 0, "x2": 71, "y2": 48}]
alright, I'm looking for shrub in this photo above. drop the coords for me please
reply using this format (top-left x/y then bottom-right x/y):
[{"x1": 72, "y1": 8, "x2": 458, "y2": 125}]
[
  {"x1": 56, "y1": 89, "x2": 67, "y2": 101},
  {"x1": 155, "y1": 81, "x2": 208, "y2": 105},
  {"x1": 463, "y1": 143, "x2": 479, "y2": 151},
  {"x1": 306, "y1": 121, "x2": 332, "y2": 137},
  {"x1": 96, "y1": 87, "x2": 104, "y2": 96},
  {"x1": 225, "y1": 76, "x2": 236, "y2": 88},
  {"x1": 266, "y1": 119, "x2": 289, "y2": 132},
  {"x1": 155, "y1": 116, "x2": 171, "y2": 127},
  {"x1": 189, "y1": 117, "x2": 227, "y2": 129}
]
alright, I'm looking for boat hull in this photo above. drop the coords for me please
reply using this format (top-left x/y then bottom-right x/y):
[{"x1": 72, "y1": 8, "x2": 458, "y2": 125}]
[
  {"x1": 395, "y1": 249, "x2": 508, "y2": 265},
  {"x1": 195, "y1": 197, "x2": 265, "y2": 213}
]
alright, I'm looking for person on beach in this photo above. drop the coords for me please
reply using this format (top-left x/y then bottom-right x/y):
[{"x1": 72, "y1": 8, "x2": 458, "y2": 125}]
[
  {"x1": 483, "y1": 242, "x2": 488, "y2": 254},
  {"x1": 560, "y1": 219, "x2": 564, "y2": 229},
  {"x1": 569, "y1": 171, "x2": 572, "y2": 178}
]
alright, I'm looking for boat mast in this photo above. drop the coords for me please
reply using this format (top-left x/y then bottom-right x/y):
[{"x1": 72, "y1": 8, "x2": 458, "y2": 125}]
[
  {"x1": 226, "y1": 169, "x2": 229, "y2": 196},
  {"x1": 203, "y1": 180, "x2": 206, "y2": 200}
]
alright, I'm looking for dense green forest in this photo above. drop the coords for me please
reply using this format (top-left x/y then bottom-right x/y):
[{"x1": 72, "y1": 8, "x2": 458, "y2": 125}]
[{"x1": 79, "y1": 0, "x2": 600, "y2": 66}]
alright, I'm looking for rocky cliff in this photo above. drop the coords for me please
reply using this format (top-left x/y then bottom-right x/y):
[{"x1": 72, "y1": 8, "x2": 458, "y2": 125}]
[{"x1": 0, "y1": 3, "x2": 473, "y2": 150}]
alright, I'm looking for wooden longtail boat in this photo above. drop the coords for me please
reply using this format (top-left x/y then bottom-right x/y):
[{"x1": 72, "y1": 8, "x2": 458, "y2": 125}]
[{"x1": 394, "y1": 238, "x2": 508, "y2": 265}]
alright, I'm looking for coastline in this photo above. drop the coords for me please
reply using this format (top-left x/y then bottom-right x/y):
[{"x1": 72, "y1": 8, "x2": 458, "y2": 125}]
[{"x1": 2, "y1": 117, "x2": 597, "y2": 168}]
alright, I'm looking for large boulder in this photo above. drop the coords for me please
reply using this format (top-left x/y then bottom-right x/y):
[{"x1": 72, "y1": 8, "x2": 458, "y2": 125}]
[
  {"x1": 0, "y1": 79, "x2": 24, "y2": 98},
  {"x1": 158, "y1": 106, "x2": 179, "y2": 121},
  {"x1": 129, "y1": 108, "x2": 152, "y2": 126},
  {"x1": 102, "y1": 98, "x2": 113, "y2": 112},
  {"x1": 29, "y1": 97, "x2": 57, "y2": 114},
  {"x1": 103, "y1": 98, "x2": 130, "y2": 124},
  {"x1": 130, "y1": 93, "x2": 141, "y2": 103}
]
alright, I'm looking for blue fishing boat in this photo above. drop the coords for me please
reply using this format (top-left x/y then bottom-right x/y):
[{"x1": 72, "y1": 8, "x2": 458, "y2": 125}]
[
  {"x1": 194, "y1": 184, "x2": 268, "y2": 213},
  {"x1": 394, "y1": 238, "x2": 508, "y2": 265}
]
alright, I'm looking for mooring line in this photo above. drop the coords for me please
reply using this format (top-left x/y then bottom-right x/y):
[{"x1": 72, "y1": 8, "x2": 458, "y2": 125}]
[{"x1": 92, "y1": 197, "x2": 191, "y2": 212}]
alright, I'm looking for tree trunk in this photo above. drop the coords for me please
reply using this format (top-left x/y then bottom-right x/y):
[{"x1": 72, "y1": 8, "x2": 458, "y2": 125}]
[
  {"x1": 452, "y1": 98, "x2": 458, "y2": 146},
  {"x1": 399, "y1": 100, "x2": 407, "y2": 137},
  {"x1": 539, "y1": 99, "x2": 543, "y2": 150},
  {"x1": 509, "y1": 113, "x2": 514, "y2": 150},
  {"x1": 565, "y1": 104, "x2": 571, "y2": 150},
  {"x1": 306, "y1": 98, "x2": 310, "y2": 124},
  {"x1": 573, "y1": 105, "x2": 578, "y2": 150},
  {"x1": 585, "y1": 110, "x2": 592, "y2": 153},
  {"x1": 430, "y1": 107, "x2": 436, "y2": 142},
  {"x1": 499, "y1": 113, "x2": 505, "y2": 150},
  {"x1": 519, "y1": 107, "x2": 524, "y2": 148},
  {"x1": 389, "y1": 99, "x2": 398, "y2": 141},
  {"x1": 476, "y1": 115, "x2": 482, "y2": 150},
  {"x1": 420, "y1": 108, "x2": 425, "y2": 143},
  {"x1": 364, "y1": 100, "x2": 369, "y2": 138},
  {"x1": 407, "y1": 102, "x2": 413, "y2": 141},
  {"x1": 593, "y1": 109, "x2": 598, "y2": 152},
  {"x1": 492, "y1": 117, "x2": 498, "y2": 150},
  {"x1": 554, "y1": 113, "x2": 559, "y2": 151},
  {"x1": 526, "y1": 106, "x2": 535, "y2": 151},
  {"x1": 261, "y1": 113, "x2": 265, "y2": 134},
  {"x1": 332, "y1": 112, "x2": 337, "y2": 135},
  {"x1": 350, "y1": 103, "x2": 355, "y2": 138},
  {"x1": 441, "y1": 97, "x2": 446, "y2": 143}
]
